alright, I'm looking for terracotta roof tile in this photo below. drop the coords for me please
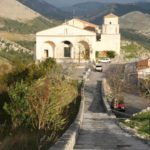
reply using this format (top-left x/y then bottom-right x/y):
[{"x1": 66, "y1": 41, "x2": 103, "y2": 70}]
[
  {"x1": 104, "y1": 13, "x2": 118, "y2": 18},
  {"x1": 73, "y1": 19, "x2": 99, "y2": 28}
]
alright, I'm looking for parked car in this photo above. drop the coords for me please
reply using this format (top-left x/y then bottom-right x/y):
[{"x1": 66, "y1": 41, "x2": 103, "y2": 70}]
[
  {"x1": 95, "y1": 65, "x2": 103, "y2": 72},
  {"x1": 111, "y1": 98, "x2": 126, "y2": 112},
  {"x1": 98, "y1": 58, "x2": 111, "y2": 63}
]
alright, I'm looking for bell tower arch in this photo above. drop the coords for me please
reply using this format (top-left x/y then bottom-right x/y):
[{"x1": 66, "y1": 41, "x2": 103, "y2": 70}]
[{"x1": 102, "y1": 13, "x2": 119, "y2": 35}]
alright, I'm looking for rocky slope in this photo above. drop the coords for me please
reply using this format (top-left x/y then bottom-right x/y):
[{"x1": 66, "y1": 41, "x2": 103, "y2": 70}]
[
  {"x1": 0, "y1": 0, "x2": 40, "y2": 22},
  {"x1": 120, "y1": 11, "x2": 150, "y2": 38},
  {"x1": 0, "y1": 38, "x2": 31, "y2": 53},
  {"x1": 0, "y1": 0, "x2": 60, "y2": 50}
]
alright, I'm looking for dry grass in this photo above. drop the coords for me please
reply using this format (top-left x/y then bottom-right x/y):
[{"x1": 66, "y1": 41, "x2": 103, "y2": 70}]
[{"x1": 0, "y1": 31, "x2": 35, "y2": 41}]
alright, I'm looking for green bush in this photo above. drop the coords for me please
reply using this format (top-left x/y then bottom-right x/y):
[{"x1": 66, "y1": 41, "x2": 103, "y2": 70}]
[
  {"x1": 0, "y1": 48, "x2": 33, "y2": 64},
  {"x1": 15, "y1": 41, "x2": 35, "y2": 51},
  {"x1": 3, "y1": 81, "x2": 33, "y2": 129},
  {"x1": 6, "y1": 58, "x2": 56, "y2": 85},
  {"x1": 107, "y1": 51, "x2": 116, "y2": 58},
  {"x1": 95, "y1": 51, "x2": 99, "y2": 58},
  {"x1": 3, "y1": 77, "x2": 79, "y2": 130}
]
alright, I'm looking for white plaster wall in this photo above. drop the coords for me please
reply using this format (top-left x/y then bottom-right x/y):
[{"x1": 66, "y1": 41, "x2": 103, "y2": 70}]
[
  {"x1": 93, "y1": 34, "x2": 120, "y2": 54},
  {"x1": 102, "y1": 24, "x2": 119, "y2": 34},
  {"x1": 35, "y1": 35, "x2": 96, "y2": 61},
  {"x1": 104, "y1": 18, "x2": 118, "y2": 25}
]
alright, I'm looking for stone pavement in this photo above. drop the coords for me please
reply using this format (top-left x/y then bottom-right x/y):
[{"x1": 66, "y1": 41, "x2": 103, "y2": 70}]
[{"x1": 74, "y1": 71, "x2": 150, "y2": 150}]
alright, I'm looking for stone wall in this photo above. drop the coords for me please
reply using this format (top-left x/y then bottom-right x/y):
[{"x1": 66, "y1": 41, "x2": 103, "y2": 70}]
[{"x1": 48, "y1": 68, "x2": 91, "y2": 150}]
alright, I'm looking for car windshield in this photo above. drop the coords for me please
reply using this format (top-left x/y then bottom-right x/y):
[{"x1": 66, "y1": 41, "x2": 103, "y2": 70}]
[{"x1": 96, "y1": 65, "x2": 102, "y2": 67}]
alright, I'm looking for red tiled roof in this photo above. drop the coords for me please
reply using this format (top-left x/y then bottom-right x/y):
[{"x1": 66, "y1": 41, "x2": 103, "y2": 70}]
[
  {"x1": 73, "y1": 18, "x2": 99, "y2": 28},
  {"x1": 104, "y1": 13, "x2": 118, "y2": 18}
]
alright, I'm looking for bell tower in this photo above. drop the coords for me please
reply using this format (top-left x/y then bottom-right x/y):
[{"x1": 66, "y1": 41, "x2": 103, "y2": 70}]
[
  {"x1": 102, "y1": 13, "x2": 119, "y2": 35},
  {"x1": 100, "y1": 13, "x2": 120, "y2": 55}
]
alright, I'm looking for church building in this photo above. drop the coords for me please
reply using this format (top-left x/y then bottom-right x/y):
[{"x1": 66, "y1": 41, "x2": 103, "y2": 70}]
[{"x1": 35, "y1": 13, "x2": 120, "y2": 62}]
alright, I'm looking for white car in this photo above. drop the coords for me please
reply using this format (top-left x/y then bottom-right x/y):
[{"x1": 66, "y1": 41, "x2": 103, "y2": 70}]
[
  {"x1": 98, "y1": 58, "x2": 111, "y2": 63},
  {"x1": 95, "y1": 65, "x2": 103, "y2": 72}
]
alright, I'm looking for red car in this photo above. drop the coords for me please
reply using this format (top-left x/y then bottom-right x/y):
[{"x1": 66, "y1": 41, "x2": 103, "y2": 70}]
[{"x1": 111, "y1": 99, "x2": 126, "y2": 112}]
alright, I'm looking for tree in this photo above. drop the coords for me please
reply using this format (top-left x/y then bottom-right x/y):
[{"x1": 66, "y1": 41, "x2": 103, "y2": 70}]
[
  {"x1": 105, "y1": 65, "x2": 126, "y2": 108},
  {"x1": 139, "y1": 76, "x2": 150, "y2": 107}
]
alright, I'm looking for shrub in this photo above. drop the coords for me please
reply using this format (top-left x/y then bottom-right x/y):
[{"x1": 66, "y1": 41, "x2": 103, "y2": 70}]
[
  {"x1": 95, "y1": 51, "x2": 99, "y2": 58},
  {"x1": 3, "y1": 76, "x2": 78, "y2": 131},
  {"x1": 6, "y1": 58, "x2": 56, "y2": 85},
  {"x1": 107, "y1": 51, "x2": 116, "y2": 58}
]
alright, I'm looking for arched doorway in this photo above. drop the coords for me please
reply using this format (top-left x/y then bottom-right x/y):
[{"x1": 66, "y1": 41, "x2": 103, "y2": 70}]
[
  {"x1": 43, "y1": 41, "x2": 55, "y2": 59},
  {"x1": 63, "y1": 41, "x2": 72, "y2": 58},
  {"x1": 57, "y1": 41, "x2": 73, "y2": 58},
  {"x1": 78, "y1": 41, "x2": 90, "y2": 60}
]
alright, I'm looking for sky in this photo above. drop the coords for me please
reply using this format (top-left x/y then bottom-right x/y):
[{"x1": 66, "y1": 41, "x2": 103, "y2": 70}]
[{"x1": 45, "y1": 0, "x2": 150, "y2": 7}]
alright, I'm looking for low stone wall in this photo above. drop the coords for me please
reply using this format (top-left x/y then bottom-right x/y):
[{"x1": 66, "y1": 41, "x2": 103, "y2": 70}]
[
  {"x1": 101, "y1": 79, "x2": 115, "y2": 117},
  {"x1": 117, "y1": 121, "x2": 150, "y2": 146},
  {"x1": 48, "y1": 68, "x2": 91, "y2": 150}
]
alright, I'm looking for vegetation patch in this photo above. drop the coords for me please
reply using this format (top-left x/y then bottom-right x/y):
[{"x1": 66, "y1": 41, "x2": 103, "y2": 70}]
[
  {"x1": 0, "y1": 48, "x2": 33, "y2": 64},
  {"x1": 121, "y1": 42, "x2": 149, "y2": 59},
  {"x1": 122, "y1": 111, "x2": 150, "y2": 139},
  {"x1": 15, "y1": 41, "x2": 35, "y2": 51},
  {"x1": 121, "y1": 29, "x2": 150, "y2": 51},
  {"x1": 0, "y1": 58, "x2": 81, "y2": 150},
  {"x1": 0, "y1": 17, "x2": 58, "y2": 34}
]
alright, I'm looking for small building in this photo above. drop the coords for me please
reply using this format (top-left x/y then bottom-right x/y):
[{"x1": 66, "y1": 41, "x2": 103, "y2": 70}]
[
  {"x1": 137, "y1": 58, "x2": 150, "y2": 79},
  {"x1": 35, "y1": 13, "x2": 120, "y2": 62}
]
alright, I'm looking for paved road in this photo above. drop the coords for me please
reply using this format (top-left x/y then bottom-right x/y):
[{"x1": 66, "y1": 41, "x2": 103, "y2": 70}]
[
  {"x1": 73, "y1": 69, "x2": 150, "y2": 150},
  {"x1": 123, "y1": 92, "x2": 148, "y2": 115}
]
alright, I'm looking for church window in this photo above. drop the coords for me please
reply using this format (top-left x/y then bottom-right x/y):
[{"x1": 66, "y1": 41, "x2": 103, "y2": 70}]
[
  {"x1": 110, "y1": 21, "x2": 112, "y2": 24},
  {"x1": 64, "y1": 47, "x2": 71, "y2": 57}
]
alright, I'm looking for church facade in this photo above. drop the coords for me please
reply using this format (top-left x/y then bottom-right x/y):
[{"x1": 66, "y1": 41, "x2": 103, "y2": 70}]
[{"x1": 35, "y1": 13, "x2": 120, "y2": 62}]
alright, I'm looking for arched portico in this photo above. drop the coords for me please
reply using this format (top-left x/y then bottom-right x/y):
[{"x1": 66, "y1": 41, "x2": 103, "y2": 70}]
[
  {"x1": 57, "y1": 40, "x2": 73, "y2": 59},
  {"x1": 78, "y1": 41, "x2": 90, "y2": 60},
  {"x1": 42, "y1": 41, "x2": 55, "y2": 59}
]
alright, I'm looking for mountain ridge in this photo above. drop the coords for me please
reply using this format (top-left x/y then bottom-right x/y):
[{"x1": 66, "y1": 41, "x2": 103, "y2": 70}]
[
  {"x1": 17, "y1": 0, "x2": 69, "y2": 20},
  {"x1": 85, "y1": 3, "x2": 150, "y2": 25}
]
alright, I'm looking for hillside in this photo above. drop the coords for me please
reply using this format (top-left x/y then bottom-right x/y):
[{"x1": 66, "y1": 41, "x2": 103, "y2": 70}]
[
  {"x1": 61, "y1": 2, "x2": 107, "y2": 17},
  {"x1": 17, "y1": 0, "x2": 69, "y2": 20},
  {"x1": 136, "y1": 2, "x2": 150, "y2": 10},
  {"x1": 0, "y1": 0, "x2": 60, "y2": 51},
  {"x1": 120, "y1": 11, "x2": 150, "y2": 38},
  {"x1": 86, "y1": 3, "x2": 149, "y2": 25},
  {"x1": 0, "y1": 38, "x2": 33, "y2": 64},
  {"x1": 0, "y1": 0, "x2": 40, "y2": 22}
]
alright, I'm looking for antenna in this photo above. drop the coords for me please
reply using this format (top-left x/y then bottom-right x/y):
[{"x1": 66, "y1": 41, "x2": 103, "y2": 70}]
[{"x1": 73, "y1": 9, "x2": 75, "y2": 18}]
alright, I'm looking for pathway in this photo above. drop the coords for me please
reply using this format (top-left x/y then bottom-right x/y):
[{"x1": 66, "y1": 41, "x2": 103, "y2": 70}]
[{"x1": 74, "y1": 71, "x2": 150, "y2": 150}]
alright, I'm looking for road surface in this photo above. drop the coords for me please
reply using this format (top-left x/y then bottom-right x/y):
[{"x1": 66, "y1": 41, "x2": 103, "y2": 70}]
[{"x1": 73, "y1": 68, "x2": 150, "y2": 150}]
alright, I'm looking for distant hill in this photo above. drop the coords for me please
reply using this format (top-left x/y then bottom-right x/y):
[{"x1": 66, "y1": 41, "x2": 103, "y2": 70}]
[
  {"x1": 120, "y1": 11, "x2": 150, "y2": 38},
  {"x1": 0, "y1": 0, "x2": 61, "y2": 50},
  {"x1": 17, "y1": 0, "x2": 69, "y2": 20},
  {"x1": 61, "y1": 2, "x2": 108, "y2": 17},
  {"x1": 136, "y1": 2, "x2": 150, "y2": 10},
  {"x1": 0, "y1": 0, "x2": 40, "y2": 22},
  {"x1": 86, "y1": 3, "x2": 150, "y2": 25}
]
